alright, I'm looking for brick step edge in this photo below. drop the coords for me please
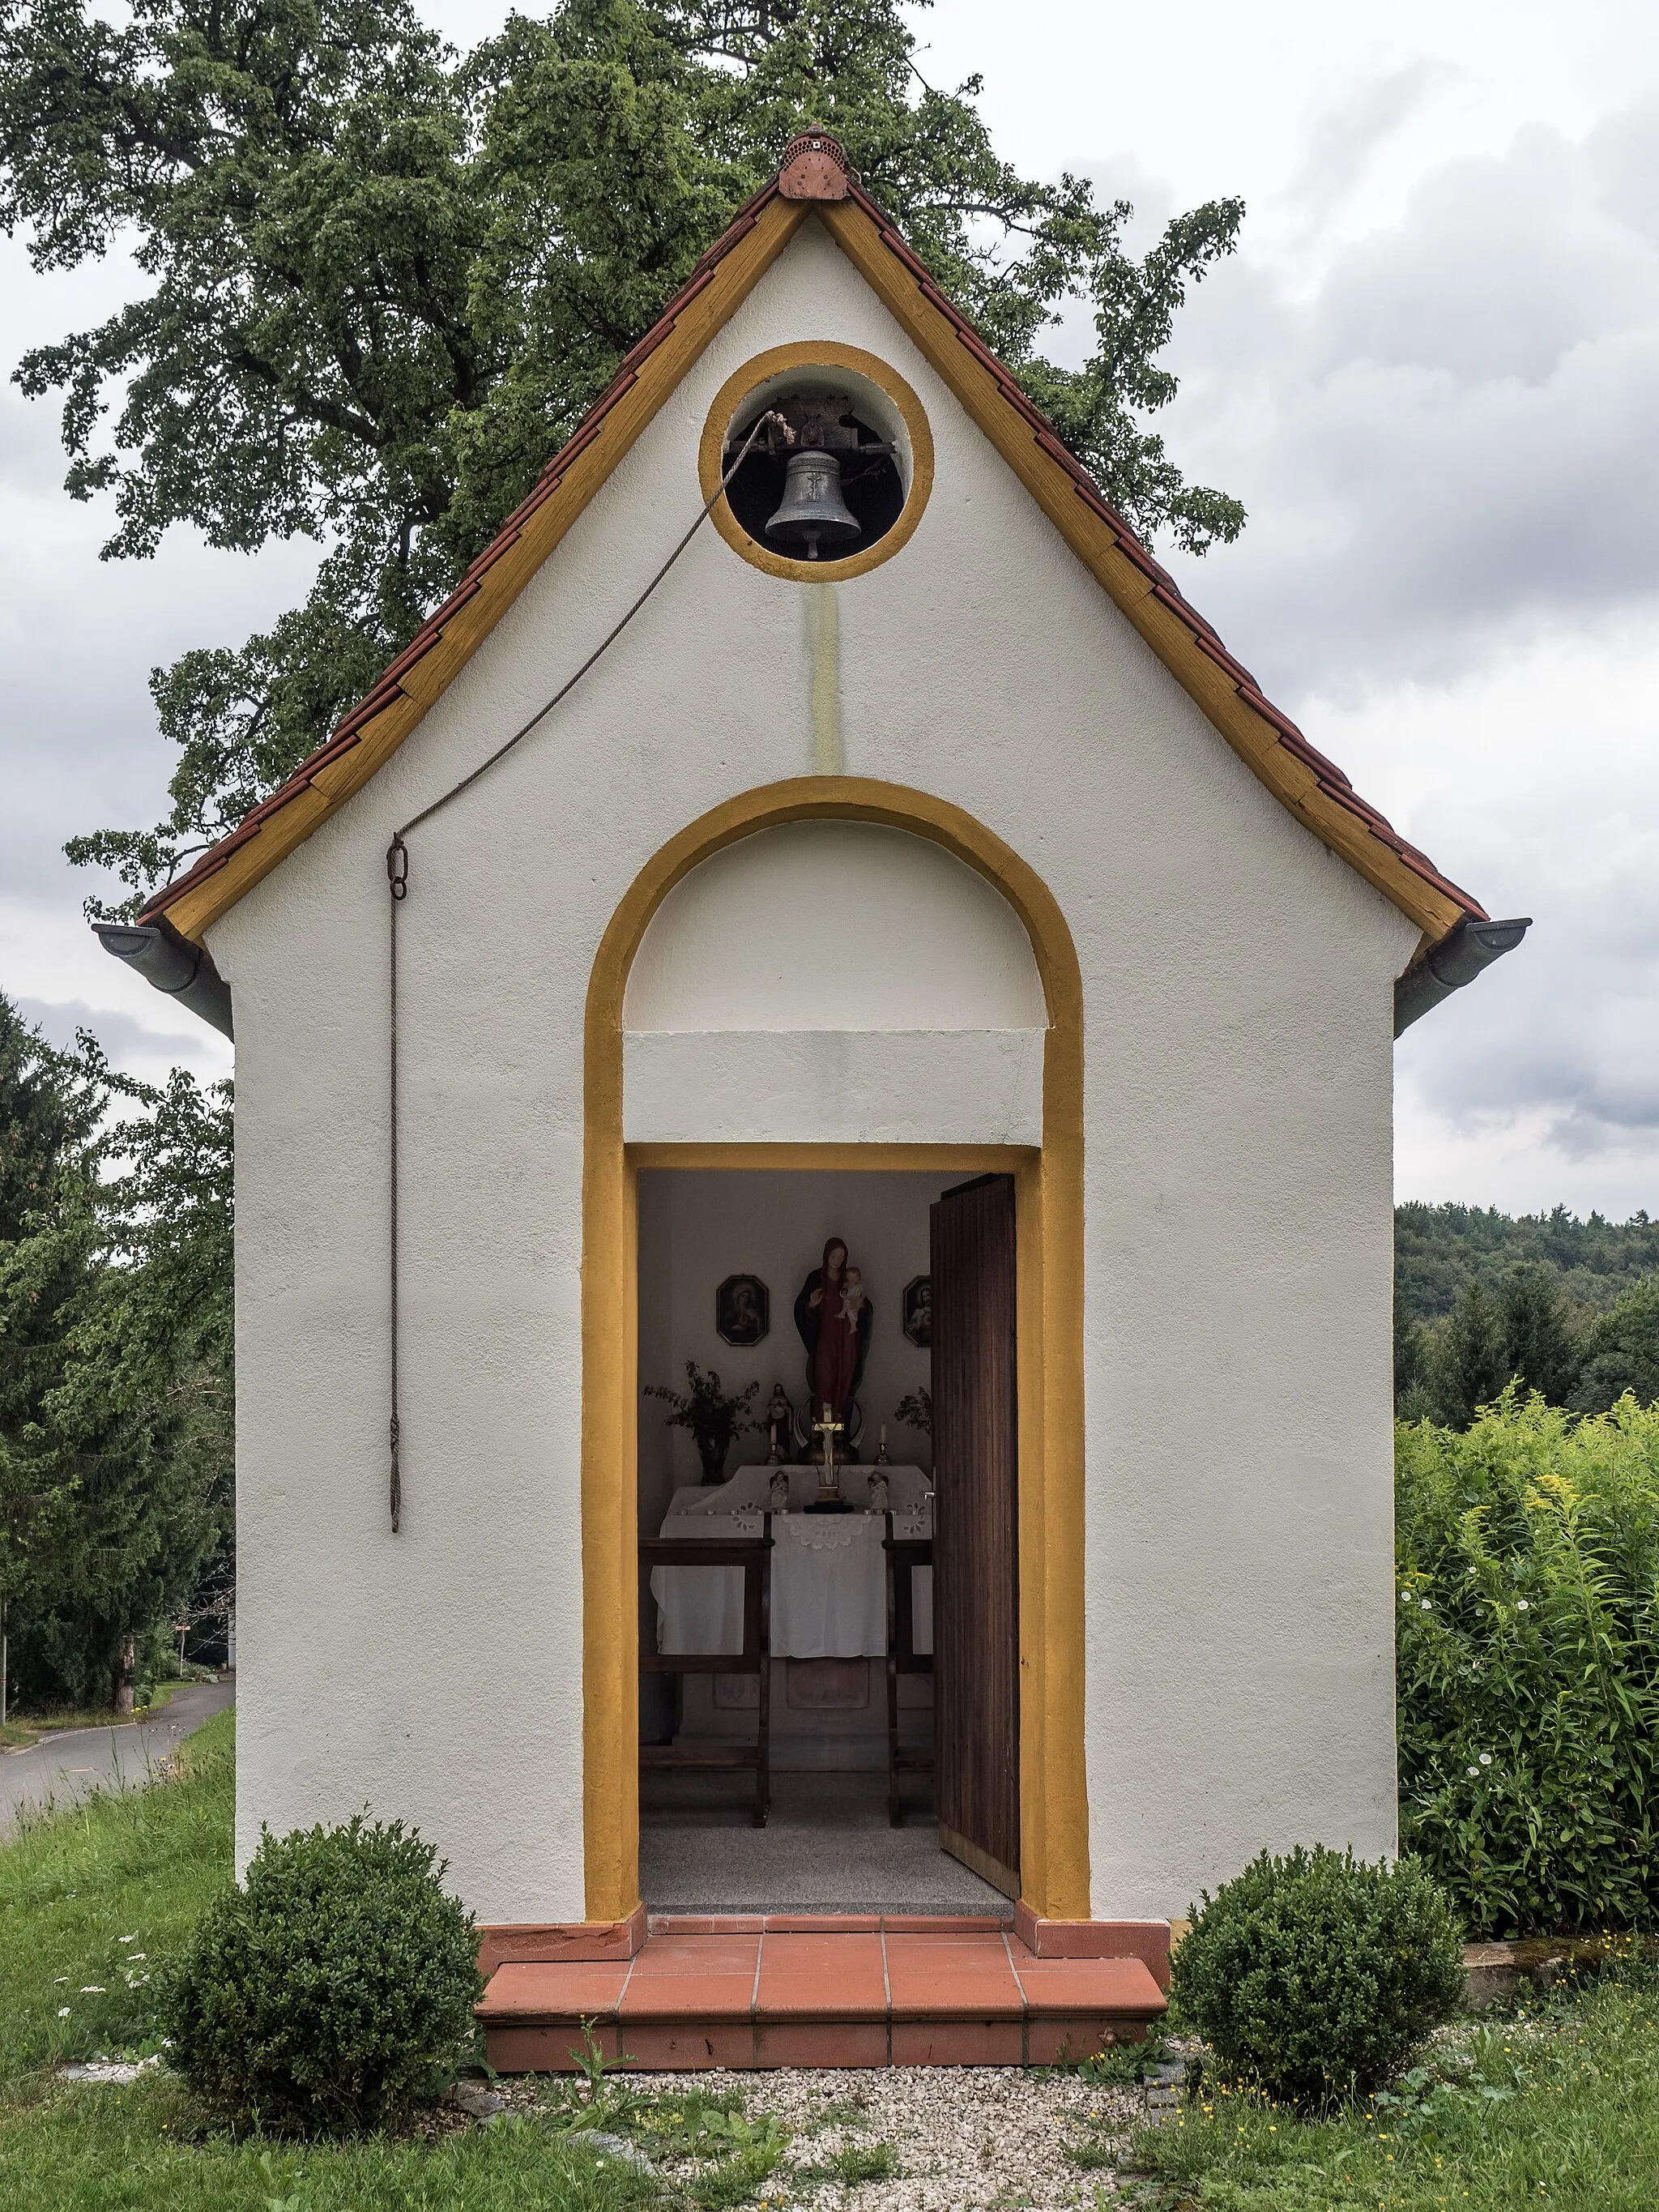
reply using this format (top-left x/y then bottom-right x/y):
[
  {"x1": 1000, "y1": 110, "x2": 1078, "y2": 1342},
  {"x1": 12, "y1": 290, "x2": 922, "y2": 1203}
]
[{"x1": 481, "y1": 2002, "x2": 1166, "y2": 2073}]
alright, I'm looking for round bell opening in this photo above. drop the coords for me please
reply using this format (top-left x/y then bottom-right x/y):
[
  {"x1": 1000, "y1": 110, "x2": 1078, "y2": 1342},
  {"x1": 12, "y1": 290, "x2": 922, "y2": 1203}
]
[{"x1": 723, "y1": 396, "x2": 906, "y2": 561}]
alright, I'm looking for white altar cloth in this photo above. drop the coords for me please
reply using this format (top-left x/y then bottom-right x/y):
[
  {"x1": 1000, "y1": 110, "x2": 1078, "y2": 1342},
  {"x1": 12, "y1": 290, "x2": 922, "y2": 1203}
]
[{"x1": 652, "y1": 1465, "x2": 932, "y2": 1660}]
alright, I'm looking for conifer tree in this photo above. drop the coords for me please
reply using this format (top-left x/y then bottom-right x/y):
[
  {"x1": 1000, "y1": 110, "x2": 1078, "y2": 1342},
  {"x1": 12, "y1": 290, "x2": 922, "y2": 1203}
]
[
  {"x1": 1568, "y1": 1276, "x2": 1659, "y2": 1417},
  {"x1": 0, "y1": 1002, "x2": 228, "y2": 1710},
  {"x1": 1427, "y1": 1275, "x2": 1510, "y2": 1429},
  {"x1": 1393, "y1": 1281, "x2": 1428, "y2": 1415},
  {"x1": 1498, "y1": 1262, "x2": 1576, "y2": 1407}
]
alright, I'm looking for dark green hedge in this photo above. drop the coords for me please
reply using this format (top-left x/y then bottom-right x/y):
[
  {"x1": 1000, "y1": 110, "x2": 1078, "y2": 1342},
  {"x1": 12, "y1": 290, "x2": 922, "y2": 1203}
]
[{"x1": 1397, "y1": 1392, "x2": 1659, "y2": 1937}]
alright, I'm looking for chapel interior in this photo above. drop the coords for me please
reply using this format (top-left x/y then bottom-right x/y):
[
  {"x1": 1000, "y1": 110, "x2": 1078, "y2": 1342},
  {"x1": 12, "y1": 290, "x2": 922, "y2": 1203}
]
[{"x1": 636, "y1": 1166, "x2": 1009, "y2": 1918}]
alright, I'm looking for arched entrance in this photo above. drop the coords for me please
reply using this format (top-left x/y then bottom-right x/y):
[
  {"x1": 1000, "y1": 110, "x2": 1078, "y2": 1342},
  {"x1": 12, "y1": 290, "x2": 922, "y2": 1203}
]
[{"x1": 581, "y1": 778, "x2": 1089, "y2": 1923}]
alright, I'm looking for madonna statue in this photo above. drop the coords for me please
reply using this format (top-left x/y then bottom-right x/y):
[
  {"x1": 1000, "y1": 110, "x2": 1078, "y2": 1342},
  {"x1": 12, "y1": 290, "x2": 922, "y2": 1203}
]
[{"x1": 793, "y1": 1236, "x2": 874, "y2": 1427}]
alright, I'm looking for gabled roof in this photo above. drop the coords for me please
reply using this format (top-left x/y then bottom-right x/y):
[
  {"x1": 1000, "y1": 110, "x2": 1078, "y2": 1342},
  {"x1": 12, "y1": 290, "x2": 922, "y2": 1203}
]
[{"x1": 138, "y1": 135, "x2": 1484, "y2": 951}]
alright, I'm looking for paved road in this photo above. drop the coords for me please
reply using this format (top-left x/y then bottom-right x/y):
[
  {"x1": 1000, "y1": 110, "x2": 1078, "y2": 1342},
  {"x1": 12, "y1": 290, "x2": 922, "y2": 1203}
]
[{"x1": 0, "y1": 1678, "x2": 236, "y2": 1838}]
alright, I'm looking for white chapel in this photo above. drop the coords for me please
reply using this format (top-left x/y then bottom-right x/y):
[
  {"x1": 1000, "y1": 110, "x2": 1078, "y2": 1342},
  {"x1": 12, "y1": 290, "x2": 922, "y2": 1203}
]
[{"x1": 100, "y1": 134, "x2": 1525, "y2": 2066}]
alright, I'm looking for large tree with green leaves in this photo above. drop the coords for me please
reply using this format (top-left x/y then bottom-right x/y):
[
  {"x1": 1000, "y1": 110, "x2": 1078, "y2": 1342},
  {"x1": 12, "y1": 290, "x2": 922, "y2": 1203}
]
[{"x1": 1, "y1": 0, "x2": 1246, "y2": 911}]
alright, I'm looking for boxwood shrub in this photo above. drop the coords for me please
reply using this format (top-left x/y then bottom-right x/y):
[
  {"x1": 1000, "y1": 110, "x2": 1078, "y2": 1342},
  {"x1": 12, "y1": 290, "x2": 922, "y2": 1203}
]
[
  {"x1": 1172, "y1": 1845, "x2": 1464, "y2": 2108},
  {"x1": 161, "y1": 1815, "x2": 482, "y2": 2134}
]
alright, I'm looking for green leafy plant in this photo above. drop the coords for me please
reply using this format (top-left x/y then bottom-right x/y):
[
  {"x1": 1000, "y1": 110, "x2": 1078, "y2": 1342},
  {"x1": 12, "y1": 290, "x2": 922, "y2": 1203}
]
[
  {"x1": 160, "y1": 1814, "x2": 483, "y2": 2135},
  {"x1": 829, "y1": 2139, "x2": 898, "y2": 2183},
  {"x1": 796, "y1": 2138, "x2": 898, "y2": 2188},
  {"x1": 894, "y1": 1388, "x2": 932, "y2": 1437},
  {"x1": 1397, "y1": 1390, "x2": 1659, "y2": 1934},
  {"x1": 646, "y1": 1362, "x2": 760, "y2": 1483},
  {"x1": 1073, "y1": 2031, "x2": 1173, "y2": 2087},
  {"x1": 675, "y1": 2102, "x2": 789, "y2": 2207},
  {"x1": 1171, "y1": 1844, "x2": 1465, "y2": 2109},
  {"x1": 257, "y1": 2149, "x2": 309, "y2": 2210},
  {"x1": 565, "y1": 2015, "x2": 633, "y2": 2103}
]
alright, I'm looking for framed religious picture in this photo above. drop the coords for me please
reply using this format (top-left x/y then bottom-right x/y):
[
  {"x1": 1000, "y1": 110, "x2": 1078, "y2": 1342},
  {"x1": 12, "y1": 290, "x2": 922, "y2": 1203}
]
[
  {"x1": 902, "y1": 1275, "x2": 932, "y2": 1347},
  {"x1": 716, "y1": 1274, "x2": 770, "y2": 1347}
]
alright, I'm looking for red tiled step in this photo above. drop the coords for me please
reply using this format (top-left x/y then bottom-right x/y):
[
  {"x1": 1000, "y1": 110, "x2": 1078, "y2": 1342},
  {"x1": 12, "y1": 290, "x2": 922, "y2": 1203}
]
[{"x1": 477, "y1": 1918, "x2": 1166, "y2": 2070}]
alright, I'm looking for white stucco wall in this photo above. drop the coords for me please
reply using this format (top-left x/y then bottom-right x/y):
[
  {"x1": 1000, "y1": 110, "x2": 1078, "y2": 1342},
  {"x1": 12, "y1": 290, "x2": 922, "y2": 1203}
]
[
  {"x1": 623, "y1": 819, "x2": 1047, "y2": 1142},
  {"x1": 624, "y1": 822, "x2": 1048, "y2": 1029},
  {"x1": 209, "y1": 213, "x2": 1420, "y2": 1923}
]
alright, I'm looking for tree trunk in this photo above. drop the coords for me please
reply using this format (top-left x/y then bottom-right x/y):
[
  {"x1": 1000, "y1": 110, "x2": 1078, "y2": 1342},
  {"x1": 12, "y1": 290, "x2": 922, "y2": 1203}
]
[{"x1": 113, "y1": 1633, "x2": 136, "y2": 1716}]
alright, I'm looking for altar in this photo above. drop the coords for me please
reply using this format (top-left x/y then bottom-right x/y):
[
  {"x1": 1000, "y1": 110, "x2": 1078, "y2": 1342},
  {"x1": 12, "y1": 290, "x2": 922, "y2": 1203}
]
[{"x1": 653, "y1": 1465, "x2": 933, "y2": 1659}]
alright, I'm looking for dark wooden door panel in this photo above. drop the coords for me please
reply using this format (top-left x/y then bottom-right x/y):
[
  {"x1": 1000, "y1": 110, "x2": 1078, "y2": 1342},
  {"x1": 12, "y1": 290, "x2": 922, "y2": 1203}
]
[{"x1": 931, "y1": 1172, "x2": 1020, "y2": 1897}]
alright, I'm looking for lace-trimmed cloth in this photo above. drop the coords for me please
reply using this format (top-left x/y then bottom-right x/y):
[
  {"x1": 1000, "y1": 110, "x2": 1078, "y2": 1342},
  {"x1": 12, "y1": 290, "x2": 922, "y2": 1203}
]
[{"x1": 653, "y1": 1492, "x2": 932, "y2": 1658}]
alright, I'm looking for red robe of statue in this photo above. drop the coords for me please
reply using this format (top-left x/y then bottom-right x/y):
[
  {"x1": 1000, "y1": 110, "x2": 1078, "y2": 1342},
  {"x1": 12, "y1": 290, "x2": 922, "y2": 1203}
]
[{"x1": 811, "y1": 1263, "x2": 860, "y2": 1422}]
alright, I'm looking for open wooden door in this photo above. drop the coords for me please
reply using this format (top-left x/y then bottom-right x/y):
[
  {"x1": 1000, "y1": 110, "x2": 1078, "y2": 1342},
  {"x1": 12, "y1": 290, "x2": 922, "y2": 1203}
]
[{"x1": 930, "y1": 1172, "x2": 1020, "y2": 1898}]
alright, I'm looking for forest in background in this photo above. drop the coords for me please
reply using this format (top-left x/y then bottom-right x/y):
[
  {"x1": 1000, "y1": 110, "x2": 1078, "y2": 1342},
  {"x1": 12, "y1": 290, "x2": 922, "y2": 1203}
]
[
  {"x1": 0, "y1": 997, "x2": 232, "y2": 1716},
  {"x1": 1394, "y1": 1202, "x2": 1659, "y2": 1427},
  {"x1": 1397, "y1": 1202, "x2": 1659, "y2": 1322}
]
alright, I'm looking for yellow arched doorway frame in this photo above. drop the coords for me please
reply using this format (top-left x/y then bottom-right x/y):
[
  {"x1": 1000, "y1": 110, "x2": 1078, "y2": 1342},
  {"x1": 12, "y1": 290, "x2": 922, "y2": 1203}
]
[{"x1": 581, "y1": 776, "x2": 1090, "y2": 1922}]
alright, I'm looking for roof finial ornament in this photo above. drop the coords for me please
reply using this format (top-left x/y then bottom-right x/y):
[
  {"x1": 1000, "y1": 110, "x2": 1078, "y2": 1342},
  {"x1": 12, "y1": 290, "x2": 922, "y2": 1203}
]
[{"x1": 778, "y1": 130, "x2": 851, "y2": 202}]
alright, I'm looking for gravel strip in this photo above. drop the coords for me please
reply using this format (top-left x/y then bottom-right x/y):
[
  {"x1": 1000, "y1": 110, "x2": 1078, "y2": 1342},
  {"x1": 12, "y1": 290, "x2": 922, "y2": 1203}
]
[{"x1": 504, "y1": 2066, "x2": 1147, "y2": 2208}]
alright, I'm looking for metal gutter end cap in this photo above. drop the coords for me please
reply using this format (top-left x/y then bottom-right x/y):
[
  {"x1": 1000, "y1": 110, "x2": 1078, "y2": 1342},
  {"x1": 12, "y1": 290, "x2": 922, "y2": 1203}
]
[
  {"x1": 93, "y1": 917, "x2": 234, "y2": 1040},
  {"x1": 1395, "y1": 916, "x2": 1531, "y2": 1037}
]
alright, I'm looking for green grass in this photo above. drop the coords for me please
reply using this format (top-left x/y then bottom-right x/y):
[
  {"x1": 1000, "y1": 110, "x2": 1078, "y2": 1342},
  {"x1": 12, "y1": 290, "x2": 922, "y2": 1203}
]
[
  {"x1": 1115, "y1": 1952, "x2": 1659, "y2": 2210},
  {"x1": 820, "y1": 2141, "x2": 899, "y2": 2184},
  {"x1": 0, "y1": 1713, "x2": 787, "y2": 2209},
  {"x1": 0, "y1": 2086, "x2": 662, "y2": 2210},
  {"x1": 26, "y1": 1712, "x2": 1657, "y2": 2211},
  {"x1": 0, "y1": 1708, "x2": 236, "y2": 2082}
]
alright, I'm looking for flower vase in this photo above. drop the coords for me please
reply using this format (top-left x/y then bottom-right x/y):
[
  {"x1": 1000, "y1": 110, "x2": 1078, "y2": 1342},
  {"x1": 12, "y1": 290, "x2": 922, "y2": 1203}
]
[{"x1": 697, "y1": 1437, "x2": 729, "y2": 1485}]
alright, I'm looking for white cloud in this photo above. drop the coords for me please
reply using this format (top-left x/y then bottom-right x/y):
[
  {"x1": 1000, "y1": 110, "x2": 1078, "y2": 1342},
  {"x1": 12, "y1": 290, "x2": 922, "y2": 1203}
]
[
  {"x1": 15, "y1": 996, "x2": 228, "y2": 1091},
  {"x1": 1105, "y1": 84, "x2": 1659, "y2": 1215},
  {"x1": 1301, "y1": 617, "x2": 1659, "y2": 1201},
  {"x1": 1158, "y1": 100, "x2": 1659, "y2": 690}
]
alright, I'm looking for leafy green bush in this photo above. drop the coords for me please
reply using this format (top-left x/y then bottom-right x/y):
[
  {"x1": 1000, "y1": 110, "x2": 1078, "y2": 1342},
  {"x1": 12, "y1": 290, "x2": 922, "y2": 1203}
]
[
  {"x1": 161, "y1": 1815, "x2": 482, "y2": 2135},
  {"x1": 1397, "y1": 1390, "x2": 1659, "y2": 1935},
  {"x1": 1171, "y1": 1846, "x2": 1465, "y2": 2108}
]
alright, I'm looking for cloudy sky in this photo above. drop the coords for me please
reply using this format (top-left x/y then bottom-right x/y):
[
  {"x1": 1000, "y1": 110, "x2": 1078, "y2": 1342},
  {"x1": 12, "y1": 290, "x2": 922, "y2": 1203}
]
[{"x1": 4, "y1": 0, "x2": 1657, "y2": 1215}]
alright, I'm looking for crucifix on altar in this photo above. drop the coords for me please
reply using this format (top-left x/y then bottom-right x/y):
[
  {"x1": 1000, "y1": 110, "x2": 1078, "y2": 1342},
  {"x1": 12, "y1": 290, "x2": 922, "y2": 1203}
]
[{"x1": 811, "y1": 1403, "x2": 847, "y2": 1510}]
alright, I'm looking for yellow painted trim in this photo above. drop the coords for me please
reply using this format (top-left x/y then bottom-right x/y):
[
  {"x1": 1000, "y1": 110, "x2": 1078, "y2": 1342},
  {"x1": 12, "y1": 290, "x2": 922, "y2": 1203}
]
[
  {"x1": 696, "y1": 340, "x2": 935, "y2": 584},
  {"x1": 582, "y1": 777, "x2": 1091, "y2": 1923},
  {"x1": 629, "y1": 1142, "x2": 1035, "y2": 1173}
]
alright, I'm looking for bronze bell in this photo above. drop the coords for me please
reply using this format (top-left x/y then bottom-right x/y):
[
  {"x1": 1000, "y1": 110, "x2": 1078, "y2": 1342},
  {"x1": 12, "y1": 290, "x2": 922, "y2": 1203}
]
[{"x1": 765, "y1": 448, "x2": 861, "y2": 560}]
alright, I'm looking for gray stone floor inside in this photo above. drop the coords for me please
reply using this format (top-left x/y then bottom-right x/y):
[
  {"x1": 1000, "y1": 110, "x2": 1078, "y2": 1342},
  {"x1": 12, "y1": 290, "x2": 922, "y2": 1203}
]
[{"x1": 638, "y1": 1770, "x2": 1012, "y2": 1918}]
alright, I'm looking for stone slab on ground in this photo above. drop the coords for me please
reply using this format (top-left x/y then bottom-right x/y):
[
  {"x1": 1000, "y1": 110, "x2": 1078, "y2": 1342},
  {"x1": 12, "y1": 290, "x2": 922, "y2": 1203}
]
[{"x1": 641, "y1": 1770, "x2": 1010, "y2": 1917}]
